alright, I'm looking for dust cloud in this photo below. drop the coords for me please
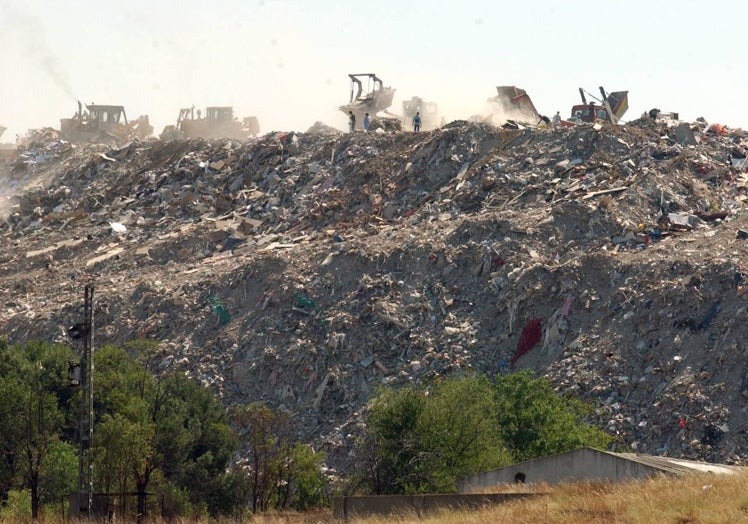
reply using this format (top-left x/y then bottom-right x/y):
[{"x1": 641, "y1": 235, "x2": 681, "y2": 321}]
[{"x1": 0, "y1": 171, "x2": 17, "y2": 219}]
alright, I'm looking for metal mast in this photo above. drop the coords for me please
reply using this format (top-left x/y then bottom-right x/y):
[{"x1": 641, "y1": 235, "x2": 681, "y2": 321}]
[{"x1": 76, "y1": 285, "x2": 95, "y2": 516}]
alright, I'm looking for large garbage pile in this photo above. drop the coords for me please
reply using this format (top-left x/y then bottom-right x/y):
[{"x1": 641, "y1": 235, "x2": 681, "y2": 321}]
[{"x1": 2, "y1": 116, "x2": 748, "y2": 477}]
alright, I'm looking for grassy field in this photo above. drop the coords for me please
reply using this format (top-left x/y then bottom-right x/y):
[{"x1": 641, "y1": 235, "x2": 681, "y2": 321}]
[
  {"x1": 161, "y1": 471, "x2": 748, "y2": 523},
  {"x1": 345, "y1": 470, "x2": 748, "y2": 524},
  {"x1": 5, "y1": 471, "x2": 748, "y2": 523}
]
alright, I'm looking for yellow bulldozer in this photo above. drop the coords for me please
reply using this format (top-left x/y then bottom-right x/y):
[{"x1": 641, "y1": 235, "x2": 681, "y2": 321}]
[
  {"x1": 161, "y1": 106, "x2": 260, "y2": 140},
  {"x1": 339, "y1": 74, "x2": 396, "y2": 128},
  {"x1": 60, "y1": 102, "x2": 153, "y2": 144}
]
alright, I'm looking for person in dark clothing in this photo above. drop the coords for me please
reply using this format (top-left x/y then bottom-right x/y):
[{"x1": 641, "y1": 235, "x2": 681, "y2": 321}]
[
  {"x1": 348, "y1": 111, "x2": 356, "y2": 133},
  {"x1": 413, "y1": 111, "x2": 422, "y2": 132}
]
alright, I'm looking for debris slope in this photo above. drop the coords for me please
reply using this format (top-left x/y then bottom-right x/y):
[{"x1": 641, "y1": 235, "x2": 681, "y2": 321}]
[{"x1": 3, "y1": 118, "x2": 748, "y2": 475}]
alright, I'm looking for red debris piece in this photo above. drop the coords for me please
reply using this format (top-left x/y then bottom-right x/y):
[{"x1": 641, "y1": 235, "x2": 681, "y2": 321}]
[{"x1": 511, "y1": 318, "x2": 543, "y2": 367}]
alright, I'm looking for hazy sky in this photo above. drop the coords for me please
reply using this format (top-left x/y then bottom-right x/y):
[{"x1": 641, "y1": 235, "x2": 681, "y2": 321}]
[{"x1": 1, "y1": 0, "x2": 745, "y2": 141}]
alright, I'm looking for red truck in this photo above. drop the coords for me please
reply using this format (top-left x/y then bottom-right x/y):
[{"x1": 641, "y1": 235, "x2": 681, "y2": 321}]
[{"x1": 563, "y1": 87, "x2": 628, "y2": 127}]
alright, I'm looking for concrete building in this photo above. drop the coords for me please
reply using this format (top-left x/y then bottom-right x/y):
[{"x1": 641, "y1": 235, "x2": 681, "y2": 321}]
[{"x1": 458, "y1": 447, "x2": 742, "y2": 492}]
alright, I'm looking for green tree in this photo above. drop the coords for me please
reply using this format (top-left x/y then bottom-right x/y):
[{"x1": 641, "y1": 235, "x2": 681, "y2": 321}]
[
  {"x1": 493, "y1": 370, "x2": 613, "y2": 461},
  {"x1": 94, "y1": 410, "x2": 152, "y2": 506},
  {"x1": 357, "y1": 372, "x2": 613, "y2": 495},
  {"x1": 154, "y1": 372, "x2": 236, "y2": 515},
  {"x1": 0, "y1": 341, "x2": 74, "y2": 518},
  {"x1": 0, "y1": 340, "x2": 241, "y2": 519},
  {"x1": 0, "y1": 374, "x2": 22, "y2": 503},
  {"x1": 39, "y1": 440, "x2": 77, "y2": 510},
  {"x1": 285, "y1": 443, "x2": 328, "y2": 510},
  {"x1": 359, "y1": 377, "x2": 509, "y2": 495},
  {"x1": 416, "y1": 376, "x2": 510, "y2": 492},
  {"x1": 230, "y1": 403, "x2": 328, "y2": 513},
  {"x1": 230, "y1": 403, "x2": 287, "y2": 513},
  {"x1": 359, "y1": 385, "x2": 428, "y2": 494},
  {"x1": 92, "y1": 345, "x2": 237, "y2": 519}
]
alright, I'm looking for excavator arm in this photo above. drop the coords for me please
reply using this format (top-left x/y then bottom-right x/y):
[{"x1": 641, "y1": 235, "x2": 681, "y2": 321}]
[
  {"x1": 576, "y1": 86, "x2": 629, "y2": 124},
  {"x1": 348, "y1": 75, "x2": 363, "y2": 103}
]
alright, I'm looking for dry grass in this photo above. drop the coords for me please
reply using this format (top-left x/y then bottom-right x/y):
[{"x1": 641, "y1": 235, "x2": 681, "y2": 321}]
[
  {"x1": 353, "y1": 470, "x2": 748, "y2": 524},
  {"x1": 5, "y1": 472, "x2": 748, "y2": 523}
]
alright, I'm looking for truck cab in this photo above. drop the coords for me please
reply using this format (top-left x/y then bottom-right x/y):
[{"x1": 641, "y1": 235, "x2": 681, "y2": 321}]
[{"x1": 568, "y1": 104, "x2": 611, "y2": 124}]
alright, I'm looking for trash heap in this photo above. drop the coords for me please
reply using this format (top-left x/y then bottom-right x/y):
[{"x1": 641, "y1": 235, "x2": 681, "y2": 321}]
[{"x1": 2, "y1": 116, "x2": 748, "y2": 476}]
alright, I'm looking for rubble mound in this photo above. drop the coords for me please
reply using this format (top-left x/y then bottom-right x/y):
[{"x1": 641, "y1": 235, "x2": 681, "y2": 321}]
[
  {"x1": 305, "y1": 121, "x2": 343, "y2": 136},
  {"x1": 3, "y1": 119, "x2": 748, "y2": 476},
  {"x1": 368, "y1": 116, "x2": 402, "y2": 132}
]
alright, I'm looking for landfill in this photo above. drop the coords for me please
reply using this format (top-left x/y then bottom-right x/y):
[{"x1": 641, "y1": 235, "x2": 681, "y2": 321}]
[{"x1": 3, "y1": 115, "x2": 748, "y2": 478}]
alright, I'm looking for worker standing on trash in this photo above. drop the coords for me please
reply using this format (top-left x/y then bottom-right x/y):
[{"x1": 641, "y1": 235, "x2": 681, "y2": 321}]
[
  {"x1": 348, "y1": 111, "x2": 356, "y2": 133},
  {"x1": 552, "y1": 111, "x2": 561, "y2": 130},
  {"x1": 363, "y1": 113, "x2": 370, "y2": 131},
  {"x1": 413, "y1": 111, "x2": 422, "y2": 132}
]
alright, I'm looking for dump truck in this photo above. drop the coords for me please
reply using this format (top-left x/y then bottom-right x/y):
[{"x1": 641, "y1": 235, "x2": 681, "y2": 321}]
[
  {"x1": 161, "y1": 106, "x2": 260, "y2": 140},
  {"x1": 486, "y1": 86, "x2": 541, "y2": 126},
  {"x1": 60, "y1": 102, "x2": 153, "y2": 144},
  {"x1": 564, "y1": 87, "x2": 628, "y2": 126},
  {"x1": 339, "y1": 74, "x2": 396, "y2": 127},
  {"x1": 402, "y1": 96, "x2": 440, "y2": 131}
]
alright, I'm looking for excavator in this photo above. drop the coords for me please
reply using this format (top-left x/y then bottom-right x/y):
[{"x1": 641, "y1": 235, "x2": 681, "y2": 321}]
[
  {"x1": 60, "y1": 101, "x2": 153, "y2": 144},
  {"x1": 564, "y1": 87, "x2": 629, "y2": 126},
  {"x1": 339, "y1": 73, "x2": 396, "y2": 125},
  {"x1": 161, "y1": 106, "x2": 260, "y2": 140}
]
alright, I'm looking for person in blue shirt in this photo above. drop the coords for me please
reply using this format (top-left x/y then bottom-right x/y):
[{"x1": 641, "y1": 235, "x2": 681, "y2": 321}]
[
  {"x1": 413, "y1": 111, "x2": 422, "y2": 132},
  {"x1": 363, "y1": 113, "x2": 370, "y2": 131}
]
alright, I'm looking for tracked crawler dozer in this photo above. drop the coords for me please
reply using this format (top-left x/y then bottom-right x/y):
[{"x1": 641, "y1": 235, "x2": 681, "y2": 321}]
[
  {"x1": 60, "y1": 102, "x2": 152, "y2": 144},
  {"x1": 162, "y1": 106, "x2": 260, "y2": 140},
  {"x1": 339, "y1": 74, "x2": 396, "y2": 127}
]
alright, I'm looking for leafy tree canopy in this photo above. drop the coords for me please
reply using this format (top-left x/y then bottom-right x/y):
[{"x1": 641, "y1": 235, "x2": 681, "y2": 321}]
[{"x1": 357, "y1": 371, "x2": 613, "y2": 494}]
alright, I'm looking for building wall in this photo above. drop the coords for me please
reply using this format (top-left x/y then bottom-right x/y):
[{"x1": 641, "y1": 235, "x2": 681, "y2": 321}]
[
  {"x1": 333, "y1": 493, "x2": 537, "y2": 520},
  {"x1": 458, "y1": 448, "x2": 662, "y2": 492}
]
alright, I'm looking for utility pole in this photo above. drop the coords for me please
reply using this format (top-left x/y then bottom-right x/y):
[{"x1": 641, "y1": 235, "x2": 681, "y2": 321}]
[{"x1": 71, "y1": 285, "x2": 94, "y2": 517}]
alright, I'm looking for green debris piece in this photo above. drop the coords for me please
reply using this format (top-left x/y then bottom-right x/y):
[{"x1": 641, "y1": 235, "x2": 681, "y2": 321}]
[
  {"x1": 210, "y1": 296, "x2": 231, "y2": 325},
  {"x1": 295, "y1": 294, "x2": 315, "y2": 309}
]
